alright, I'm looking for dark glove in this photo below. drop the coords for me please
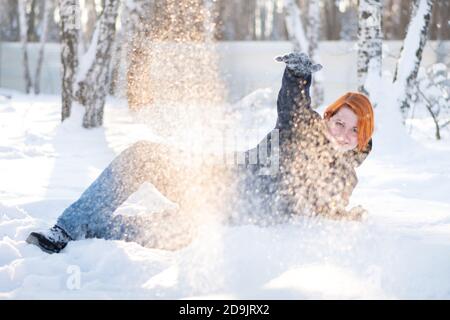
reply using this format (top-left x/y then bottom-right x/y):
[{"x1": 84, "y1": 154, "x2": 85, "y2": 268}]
[{"x1": 275, "y1": 52, "x2": 322, "y2": 78}]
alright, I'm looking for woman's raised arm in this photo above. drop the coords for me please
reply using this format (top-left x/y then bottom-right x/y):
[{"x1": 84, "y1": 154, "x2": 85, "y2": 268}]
[{"x1": 274, "y1": 52, "x2": 322, "y2": 131}]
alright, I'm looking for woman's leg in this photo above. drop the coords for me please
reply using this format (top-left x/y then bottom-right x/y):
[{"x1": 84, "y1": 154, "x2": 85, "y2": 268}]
[
  {"x1": 56, "y1": 140, "x2": 188, "y2": 240},
  {"x1": 106, "y1": 207, "x2": 196, "y2": 250}
]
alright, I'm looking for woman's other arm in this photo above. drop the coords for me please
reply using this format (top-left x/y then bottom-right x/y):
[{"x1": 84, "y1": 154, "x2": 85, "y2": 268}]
[{"x1": 312, "y1": 166, "x2": 368, "y2": 221}]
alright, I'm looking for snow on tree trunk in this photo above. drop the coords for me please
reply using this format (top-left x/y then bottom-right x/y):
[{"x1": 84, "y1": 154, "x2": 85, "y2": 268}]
[
  {"x1": 393, "y1": 0, "x2": 434, "y2": 116},
  {"x1": 76, "y1": 0, "x2": 119, "y2": 128},
  {"x1": 59, "y1": 0, "x2": 80, "y2": 122},
  {"x1": 18, "y1": 0, "x2": 32, "y2": 94},
  {"x1": 283, "y1": 0, "x2": 308, "y2": 53},
  {"x1": 77, "y1": 25, "x2": 86, "y2": 59},
  {"x1": 307, "y1": 0, "x2": 324, "y2": 106},
  {"x1": 34, "y1": 0, "x2": 51, "y2": 94},
  {"x1": 357, "y1": 0, "x2": 382, "y2": 95}
]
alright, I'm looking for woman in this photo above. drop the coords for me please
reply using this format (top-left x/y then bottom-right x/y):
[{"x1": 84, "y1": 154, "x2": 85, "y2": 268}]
[{"x1": 26, "y1": 52, "x2": 374, "y2": 254}]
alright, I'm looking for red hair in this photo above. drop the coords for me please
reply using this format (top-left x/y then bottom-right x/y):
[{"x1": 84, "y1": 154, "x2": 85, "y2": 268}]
[{"x1": 323, "y1": 92, "x2": 374, "y2": 151}]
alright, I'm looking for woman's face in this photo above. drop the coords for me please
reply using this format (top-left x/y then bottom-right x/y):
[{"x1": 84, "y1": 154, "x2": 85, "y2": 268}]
[{"x1": 325, "y1": 106, "x2": 359, "y2": 152}]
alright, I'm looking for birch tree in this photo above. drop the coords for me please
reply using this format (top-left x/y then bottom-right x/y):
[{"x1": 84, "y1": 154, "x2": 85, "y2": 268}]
[
  {"x1": 59, "y1": 0, "x2": 80, "y2": 122},
  {"x1": 307, "y1": 0, "x2": 324, "y2": 106},
  {"x1": 393, "y1": 0, "x2": 434, "y2": 116},
  {"x1": 76, "y1": 0, "x2": 120, "y2": 128},
  {"x1": 357, "y1": 0, "x2": 382, "y2": 95},
  {"x1": 109, "y1": 1, "x2": 126, "y2": 95},
  {"x1": 283, "y1": 0, "x2": 308, "y2": 52},
  {"x1": 282, "y1": 0, "x2": 323, "y2": 106},
  {"x1": 34, "y1": 0, "x2": 52, "y2": 94},
  {"x1": 18, "y1": 0, "x2": 32, "y2": 94}
]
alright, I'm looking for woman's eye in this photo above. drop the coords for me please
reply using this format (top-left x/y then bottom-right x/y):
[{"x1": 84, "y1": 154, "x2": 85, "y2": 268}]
[
  {"x1": 352, "y1": 128, "x2": 358, "y2": 133},
  {"x1": 336, "y1": 121, "x2": 344, "y2": 127}
]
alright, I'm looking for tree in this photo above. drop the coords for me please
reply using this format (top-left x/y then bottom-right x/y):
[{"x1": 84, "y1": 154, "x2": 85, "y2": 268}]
[
  {"x1": 0, "y1": 1, "x2": 20, "y2": 41},
  {"x1": 283, "y1": 0, "x2": 308, "y2": 52},
  {"x1": 108, "y1": 1, "x2": 128, "y2": 96},
  {"x1": 307, "y1": 0, "x2": 324, "y2": 106},
  {"x1": 18, "y1": 0, "x2": 32, "y2": 94},
  {"x1": 415, "y1": 64, "x2": 450, "y2": 140},
  {"x1": 34, "y1": 0, "x2": 52, "y2": 94},
  {"x1": 357, "y1": 0, "x2": 382, "y2": 96},
  {"x1": 323, "y1": 0, "x2": 341, "y2": 40},
  {"x1": 16, "y1": 0, "x2": 53, "y2": 95},
  {"x1": 281, "y1": 0, "x2": 323, "y2": 106},
  {"x1": 76, "y1": 0, "x2": 120, "y2": 128},
  {"x1": 393, "y1": 0, "x2": 434, "y2": 117},
  {"x1": 59, "y1": 0, "x2": 80, "y2": 122},
  {"x1": 339, "y1": 4, "x2": 358, "y2": 41},
  {"x1": 270, "y1": 0, "x2": 288, "y2": 40},
  {"x1": 26, "y1": 0, "x2": 38, "y2": 41}
]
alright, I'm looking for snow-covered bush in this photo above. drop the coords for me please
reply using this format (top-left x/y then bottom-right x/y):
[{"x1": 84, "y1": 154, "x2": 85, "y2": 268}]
[{"x1": 415, "y1": 63, "x2": 450, "y2": 140}]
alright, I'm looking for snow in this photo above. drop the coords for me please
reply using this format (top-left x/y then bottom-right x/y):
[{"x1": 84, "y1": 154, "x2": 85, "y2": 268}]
[
  {"x1": 1, "y1": 84, "x2": 450, "y2": 299},
  {"x1": 394, "y1": 0, "x2": 432, "y2": 94},
  {"x1": 75, "y1": 22, "x2": 100, "y2": 85}
]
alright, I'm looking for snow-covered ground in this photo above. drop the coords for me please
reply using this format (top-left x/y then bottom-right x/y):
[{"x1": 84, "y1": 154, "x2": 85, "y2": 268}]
[{"x1": 1, "y1": 88, "x2": 450, "y2": 299}]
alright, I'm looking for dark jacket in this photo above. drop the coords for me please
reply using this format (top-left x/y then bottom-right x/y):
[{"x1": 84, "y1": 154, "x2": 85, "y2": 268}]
[{"x1": 228, "y1": 66, "x2": 372, "y2": 225}]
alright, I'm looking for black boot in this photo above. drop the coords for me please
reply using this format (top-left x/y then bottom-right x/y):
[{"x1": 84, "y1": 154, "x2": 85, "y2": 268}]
[{"x1": 26, "y1": 225, "x2": 73, "y2": 254}]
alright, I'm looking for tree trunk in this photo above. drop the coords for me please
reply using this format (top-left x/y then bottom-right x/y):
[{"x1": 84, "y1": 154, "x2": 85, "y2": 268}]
[
  {"x1": 357, "y1": 0, "x2": 382, "y2": 95},
  {"x1": 307, "y1": 0, "x2": 324, "y2": 106},
  {"x1": 76, "y1": 0, "x2": 119, "y2": 128},
  {"x1": 247, "y1": 0, "x2": 256, "y2": 40},
  {"x1": 34, "y1": 0, "x2": 51, "y2": 94},
  {"x1": 108, "y1": 30, "x2": 122, "y2": 96},
  {"x1": 27, "y1": 0, "x2": 37, "y2": 41},
  {"x1": 108, "y1": 1, "x2": 126, "y2": 96},
  {"x1": 59, "y1": 0, "x2": 80, "y2": 122},
  {"x1": 323, "y1": 0, "x2": 341, "y2": 40},
  {"x1": 283, "y1": 0, "x2": 308, "y2": 52},
  {"x1": 18, "y1": 0, "x2": 32, "y2": 94},
  {"x1": 271, "y1": 0, "x2": 287, "y2": 40},
  {"x1": 393, "y1": 0, "x2": 434, "y2": 116},
  {"x1": 0, "y1": 0, "x2": 20, "y2": 41}
]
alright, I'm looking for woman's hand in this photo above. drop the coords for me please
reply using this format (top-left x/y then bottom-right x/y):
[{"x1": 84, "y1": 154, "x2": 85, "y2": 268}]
[
  {"x1": 325, "y1": 205, "x2": 368, "y2": 222},
  {"x1": 346, "y1": 205, "x2": 368, "y2": 221},
  {"x1": 275, "y1": 52, "x2": 322, "y2": 77}
]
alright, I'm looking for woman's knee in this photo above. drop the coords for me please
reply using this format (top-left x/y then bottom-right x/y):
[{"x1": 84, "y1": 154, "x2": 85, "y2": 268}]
[
  {"x1": 126, "y1": 140, "x2": 162, "y2": 161},
  {"x1": 130, "y1": 140, "x2": 154, "y2": 153}
]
